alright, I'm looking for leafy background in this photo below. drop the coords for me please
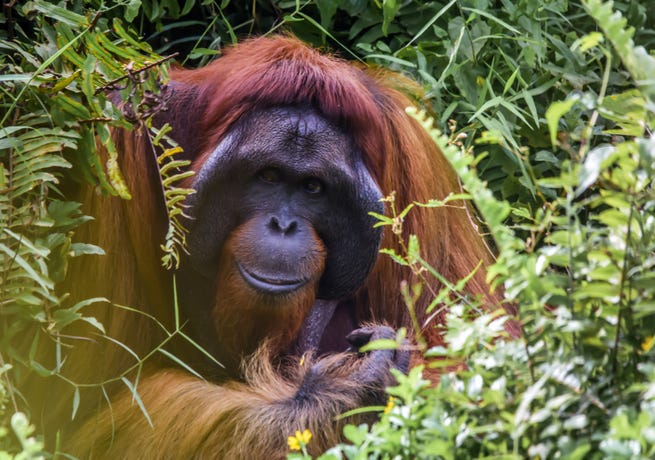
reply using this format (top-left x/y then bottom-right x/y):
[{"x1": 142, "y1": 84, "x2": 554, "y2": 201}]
[{"x1": 1, "y1": 0, "x2": 655, "y2": 458}]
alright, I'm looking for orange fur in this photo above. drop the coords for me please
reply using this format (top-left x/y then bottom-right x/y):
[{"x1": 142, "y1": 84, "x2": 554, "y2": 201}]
[
  {"x1": 26, "y1": 36, "x2": 514, "y2": 458},
  {"x1": 71, "y1": 346, "x2": 381, "y2": 458},
  {"x1": 209, "y1": 228, "x2": 326, "y2": 371}
]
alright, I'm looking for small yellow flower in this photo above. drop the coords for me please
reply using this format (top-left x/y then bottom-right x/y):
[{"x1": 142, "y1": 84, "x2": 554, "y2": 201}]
[
  {"x1": 476, "y1": 75, "x2": 485, "y2": 86},
  {"x1": 287, "y1": 436, "x2": 300, "y2": 451},
  {"x1": 287, "y1": 429, "x2": 312, "y2": 451},
  {"x1": 384, "y1": 396, "x2": 395, "y2": 414},
  {"x1": 642, "y1": 336, "x2": 655, "y2": 352}
]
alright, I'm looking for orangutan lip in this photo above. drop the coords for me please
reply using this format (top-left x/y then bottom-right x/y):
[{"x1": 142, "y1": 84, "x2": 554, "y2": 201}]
[{"x1": 237, "y1": 262, "x2": 306, "y2": 294}]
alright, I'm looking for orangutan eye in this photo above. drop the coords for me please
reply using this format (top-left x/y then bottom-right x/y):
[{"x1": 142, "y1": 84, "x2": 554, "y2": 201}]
[
  {"x1": 257, "y1": 168, "x2": 281, "y2": 184},
  {"x1": 303, "y1": 178, "x2": 324, "y2": 194}
]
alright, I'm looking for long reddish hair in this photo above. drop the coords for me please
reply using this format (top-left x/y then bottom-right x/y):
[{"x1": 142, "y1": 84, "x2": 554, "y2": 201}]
[
  {"x1": 43, "y1": 35, "x2": 512, "y2": 458},
  {"x1": 171, "y1": 35, "x2": 503, "y2": 346}
]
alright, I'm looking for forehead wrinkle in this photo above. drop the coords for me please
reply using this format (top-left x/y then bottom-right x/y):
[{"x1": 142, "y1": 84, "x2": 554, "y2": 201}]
[
  {"x1": 289, "y1": 111, "x2": 331, "y2": 139},
  {"x1": 236, "y1": 109, "x2": 354, "y2": 167}
]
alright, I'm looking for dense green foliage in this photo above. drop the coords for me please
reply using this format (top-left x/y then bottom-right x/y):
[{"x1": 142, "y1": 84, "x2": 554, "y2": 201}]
[{"x1": 1, "y1": 0, "x2": 654, "y2": 458}]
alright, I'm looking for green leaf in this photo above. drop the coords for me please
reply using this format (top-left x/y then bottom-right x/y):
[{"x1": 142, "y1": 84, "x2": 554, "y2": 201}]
[
  {"x1": 382, "y1": 0, "x2": 401, "y2": 36},
  {"x1": 70, "y1": 243, "x2": 105, "y2": 257},
  {"x1": 0, "y1": 243, "x2": 53, "y2": 292},
  {"x1": 316, "y1": 0, "x2": 338, "y2": 28},
  {"x1": 343, "y1": 424, "x2": 367, "y2": 445},
  {"x1": 380, "y1": 248, "x2": 408, "y2": 266},
  {"x1": 53, "y1": 309, "x2": 82, "y2": 330},
  {"x1": 407, "y1": 234, "x2": 420, "y2": 264},
  {"x1": 572, "y1": 282, "x2": 620, "y2": 300},
  {"x1": 23, "y1": 0, "x2": 86, "y2": 27},
  {"x1": 71, "y1": 387, "x2": 80, "y2": 420},
  {"x1": 546, "y1": 96, "x2": 580, "y2": 147},
  {"x1": 121, "y1": 377, "x2": 153, "y2": 427},
  {"x1": 596, "y1": 209, "x2": 629, "y2": 227},
  {"x1": 574, "y1": 32, "x2": 604, "y2": 52},
  {"x1": 125, "y1": 0, "x2": 142, "y2": 22},
  {"x1": 577, "y1": 145, "x2": 615, "y2": 196},
  {"x1": 81, "y1": 316, "x2": 106, "y2": 334},
  {"x1": 359, "y1": 339, "x2": 399, "y2": 352},
  {"x1": 158, "y1": 348, "x2": 204, "y2": 380}
]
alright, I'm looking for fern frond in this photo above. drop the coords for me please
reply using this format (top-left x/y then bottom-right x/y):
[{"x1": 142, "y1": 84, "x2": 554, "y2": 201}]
[
  {"x1": 149, "y1": 124, "x2": 195, "y2": 270},
  {"x1": 583, "y1": 0, "x2": 655, "y2": 100}
]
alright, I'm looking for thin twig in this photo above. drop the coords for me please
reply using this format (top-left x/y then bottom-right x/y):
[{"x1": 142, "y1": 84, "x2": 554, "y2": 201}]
[{"x1": 94, "y1": 53, "x2": 178, "y2": 95}]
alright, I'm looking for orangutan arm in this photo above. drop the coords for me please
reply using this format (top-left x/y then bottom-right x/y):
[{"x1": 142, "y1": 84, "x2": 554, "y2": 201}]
[{"x1": 70, "y1": 326, "x2": 407, "y2": 459}]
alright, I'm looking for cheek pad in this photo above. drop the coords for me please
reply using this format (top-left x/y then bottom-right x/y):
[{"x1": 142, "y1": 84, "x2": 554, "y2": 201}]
[
  {"x1": 317, "y1": 163, "x2": 384, "y2": 299},
  {"x1": 184, "y1": 139, "x2": 241, "y2": 278}
]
